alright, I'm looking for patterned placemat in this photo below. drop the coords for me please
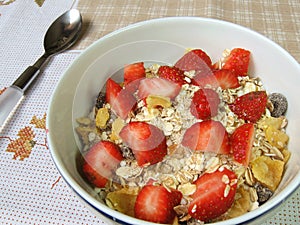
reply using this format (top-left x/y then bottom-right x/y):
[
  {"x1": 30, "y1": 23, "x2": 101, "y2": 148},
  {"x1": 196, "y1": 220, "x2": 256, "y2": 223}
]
[
  {"x1": 0, "y1": 52, "x2": 107, "y2": 225},
  {"x1": 0, "y1": 0, "x2": 106, "y2": 224}
]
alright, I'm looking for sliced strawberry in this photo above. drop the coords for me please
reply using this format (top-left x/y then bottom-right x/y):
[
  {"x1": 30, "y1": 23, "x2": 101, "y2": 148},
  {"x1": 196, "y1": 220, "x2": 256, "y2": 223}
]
[
  {"x1": 230, "y1": 123, "x2": 255, "y2": 166},
  {"x1": 106, "y1": 78, "x2": 121, "y2": 104},
  {"x1": 229, "y1": 91, "x2": 267, "y2": 123},
  {"x1": 175, "y1": 49, "x2": 212, "y2": 72},
  {"x1": 82, "y1": 140, "x2": 124, "y2": 188},
  {"x1": 193, "y1": 69, "x2": 240, "y2": 89},
  {"x1": 119, "y1": 121, "x2": 167, "y2": 166},
  {"x1": 222, "y1": 48, "x2": 251, "y2": 76},
  {"x1": 157, "y1": 65, "x2": 187, "y2": 86},
  {"x1": 106, "y1": 78, "x2": 137, "y2": 119},
  {"x1": 135, "y1": 185, "x2": 182, "y2": 224},
  {"x1": 182, "y1": 120, "x2": 230, "y2": 154},
  {"x1": 188, "y1": 168, "x2": 237, "y2": 222},
  {"x1": 137, "y1": 77, "x2": 181, "y2": 100},
  {"x1": 112, "y1": 89, "x2": 137, "y2": 119},
  {"x1": 124, "y1": 78, "x2": 143, "y2": 95},
  {"x1": 190, "y1": 88, "x2": 220, "y2": 120},
  {"x1": 133, "y1": 140, "x2": 167, "y2": 166},
  {"x1": 124, "y1": 62, "x2": 146, "y2": 85},
  {"x1": 213, "y1": 69, "x2": 241, "y2": 89}
]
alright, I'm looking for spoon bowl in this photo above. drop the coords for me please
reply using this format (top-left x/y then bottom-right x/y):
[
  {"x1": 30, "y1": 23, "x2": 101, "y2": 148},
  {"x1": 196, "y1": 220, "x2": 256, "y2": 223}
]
[{"x1": 44, "y1": 9, "x2": 82, "y2": 55}]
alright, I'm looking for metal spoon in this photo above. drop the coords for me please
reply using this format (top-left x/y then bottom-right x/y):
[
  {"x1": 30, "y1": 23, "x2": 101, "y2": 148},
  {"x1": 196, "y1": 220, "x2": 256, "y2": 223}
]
[{"x1": 0, "y1": 9, "x2": 82, "y2": 127}]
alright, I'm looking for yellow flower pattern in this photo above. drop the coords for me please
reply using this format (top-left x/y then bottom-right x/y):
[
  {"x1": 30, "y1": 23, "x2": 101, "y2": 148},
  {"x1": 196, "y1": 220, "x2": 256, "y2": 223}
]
[
  {"x1": 18, "y1": 126, "x2": 36, "y2": 141},
  {"x1": 6, "y1": 136, "x2": 35, "y2": 160},
  {"x1": 31, "y1": 113, "x2": 47, "y2": 129},
  {"x1": 1, "y1": 114, "x2": 48, "y2": 160}
]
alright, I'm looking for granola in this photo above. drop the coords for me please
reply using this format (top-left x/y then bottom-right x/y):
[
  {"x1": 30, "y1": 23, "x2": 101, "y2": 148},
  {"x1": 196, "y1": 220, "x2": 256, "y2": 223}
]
[{"x1": 75, "y1": 48, "x2": 290, "y2": 224}]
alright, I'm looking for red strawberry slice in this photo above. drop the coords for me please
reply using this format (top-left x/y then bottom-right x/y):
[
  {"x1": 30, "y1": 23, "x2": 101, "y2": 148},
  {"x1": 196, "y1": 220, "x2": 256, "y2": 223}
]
[
  {"x1": 106, "y1": 78, "x2": 121, "y2": 104},
  {"x1": 82, "y1": 140, "x2": 124, "y2": 188},
  {"x1": 188, "y1": 168, "x2": 237, "y2": 222},
  {"x1": 230, "y1": 123, "x2": 255, "y2": 166},
  {"x1": 106, "y1": 78, "x2": 137, "y2": 119},
  {"x1": 182, "y1": 120, "x2": 230, "y2": 154},
  {"x1": 192, "y1": 69, "x2": 240, "y2": 89},
  {"x1": 175, "y1": 49, "x2": 212, "y2": 72},
  {"x1": 157, "y1": 65, "x2": 187, "y2": 86},
  {"x1": 132, "y1": 140, "x2": 167, "y2": 166},
  {"x1": 135, "y1": 185, "x2": 182, "y2": 224},
  {"x1": 190, "y1": 88, "x2": 220, "y2": 120},
  {"x1": 119, "y1": 121, "x2": 167, "y2": 166},
  {"x1": 229, "y1": 91, "x2": 267, "y2": 123},
  {"x1": 124, "y1": 62, "x2": 146, "y2": 85},
  {"x1": 222, "y1": 48, "x2": 251, "y2": 76},
  {"x1": 124, "y1": 79, "x2": 143, "y2": 95},
  {"x1": 137, "y1": 77, "x2": 181, "y2": 100}
]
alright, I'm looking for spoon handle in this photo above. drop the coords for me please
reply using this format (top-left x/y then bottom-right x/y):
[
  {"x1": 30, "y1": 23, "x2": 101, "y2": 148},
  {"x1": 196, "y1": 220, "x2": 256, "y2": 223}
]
[
  {"x1": 13, "y1": 66, "x2": 40, "y2": 90},
  {"x1": 0, "y1": 86, "x2": 23, "y2": 127},
  {"x1": 0, "y1": 54, "x2": 48, "y2": 127},
  {"x1": 13, "y1": 53, "x2": 48, "y2": 91}
]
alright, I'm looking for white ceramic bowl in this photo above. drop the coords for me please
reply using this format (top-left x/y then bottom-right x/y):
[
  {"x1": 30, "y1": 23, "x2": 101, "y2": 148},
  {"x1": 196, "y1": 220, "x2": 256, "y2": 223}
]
[{"x1": 47, "y1": 17, "x2": 300, "y2": 225}]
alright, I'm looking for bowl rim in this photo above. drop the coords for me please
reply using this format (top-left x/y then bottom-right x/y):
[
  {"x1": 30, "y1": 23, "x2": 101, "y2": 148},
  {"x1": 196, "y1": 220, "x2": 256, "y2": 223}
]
[{"x1": 47, "y1": 16, "x2": 300, "y2": 225}]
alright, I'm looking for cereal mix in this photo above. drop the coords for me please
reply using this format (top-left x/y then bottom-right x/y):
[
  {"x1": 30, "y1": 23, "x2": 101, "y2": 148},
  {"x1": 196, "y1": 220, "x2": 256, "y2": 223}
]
[{"x1": 75, "y1": 48, "x2": 290, "y2": 224}]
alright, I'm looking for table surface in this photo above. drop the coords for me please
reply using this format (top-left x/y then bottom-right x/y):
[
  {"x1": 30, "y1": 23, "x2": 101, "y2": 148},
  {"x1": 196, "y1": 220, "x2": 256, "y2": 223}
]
[{"x1": 0, "y1": 0, "x2": 299, "y2": 224}]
